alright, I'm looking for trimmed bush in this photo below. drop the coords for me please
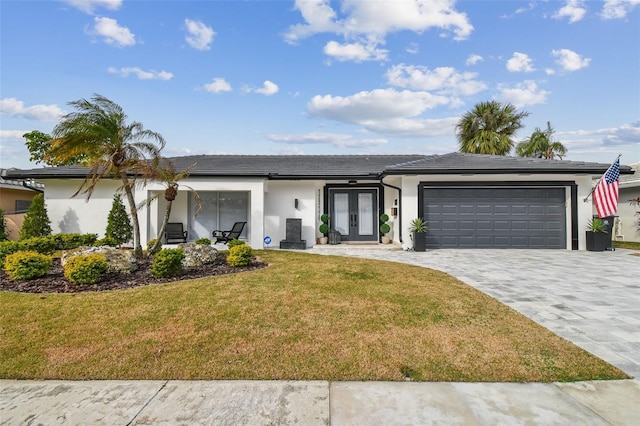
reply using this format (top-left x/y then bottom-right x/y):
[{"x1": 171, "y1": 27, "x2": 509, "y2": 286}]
[
  {"x1": 94, "y1": 236, "x2": 119, "y2": 247},
  {"x1": 54, "y1": 233, "x2": 98, "y2": 249},
  {"x1": 146, "y1": 239, "x2": 160, "y2": 254},
  {"x1": 151, "y1": 248, "x2": 185, "y2": 278},
  {"x1": 195, "y1": 238, "x2": 211, "y2": 246},
  {"x1": 4, "y1": 251, "x2": 52, "y2": 281},
  {"x1": 0, "y1": 233, "x2": 98, "y2": 266},
  {"x1": 227, "y1": 244, "x2": 253, "y2": 267},
  {"x1": 226, "y1": 239, "x2": 245, "y2": 249},
  {"x1": 63, "y1": 254, "x2": 108, "y2": 285},
  {"x1": 19, "y1": 193, "x2": 52, "y2": 240}
]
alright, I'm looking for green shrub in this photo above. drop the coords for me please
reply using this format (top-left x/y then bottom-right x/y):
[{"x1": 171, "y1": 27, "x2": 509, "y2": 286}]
[
  {"x1": 4, "y1": 251, "x2": 52, "y2": 280},
  {"x1": 151, "y1": 248, "x2": 185, "y2": 277},
  {"x1": 0, "y1": 233, "x2": 98, "y2": 266},
  {"x1": 146, "y1": 238, "x2": 161, "y2": 254},
  {"x1": 94, "y1": 236, "x2": 119, "y2": 247},
  {"x1": 226, "y1": 239, "x2": 245, "y2": 249},
  {"x1": 19, "y1": 193, "x2": 52, "y2": 240},
  {"x1": 195, "y1": 237, "x2": 211, "y2": 245},
  {"x1": 55, "y1": 233, "x2": 98, "y2": 249},
  {"x1": 0, "y1": 240, "x2": 22, "y2": 266},
  {"x1": 0, "y1": 207, "x2": 8, "y2": 241},
  {"x1": 21, "y1": 235, "x2": 57, "y2": 254},
  {"x1": 380, "y1": 223, "x2": 391, "y2": 234},
  {"x1": 227, "y1": 244, "x2": 253, "y2": 267},
  {"x1": 105, "y1": 194, "x2": 132, "y2": 246},
  {"x1": 63, "y1": 254, "x2": 108, "y2": 285}
]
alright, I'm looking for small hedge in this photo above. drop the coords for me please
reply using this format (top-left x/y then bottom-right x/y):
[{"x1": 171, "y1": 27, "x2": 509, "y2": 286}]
[
  {"x1": 227, "y1": 244, "x2": 253, "y2": 267},
  {"x1": 4, "y1": 251, "x2": 52, "y2": 281},
  {"x1": 94, "y1": 236, "x2": 119, "y2": 247},
  {"x1": 151, "y1": 248, "x2": 185, "y2": 278},
  {"x1": 0, "y1": 233, "x2": 98, "y2": 266},
  {"x1": 195, "y1": 238, "x2": 211, "y2": 246},
  {"x1": 63, "y1": 254, "x2": 108, "y2": 285},
  {"x1": 226, "y1": 239, "x2": 245, "y2": 249}
]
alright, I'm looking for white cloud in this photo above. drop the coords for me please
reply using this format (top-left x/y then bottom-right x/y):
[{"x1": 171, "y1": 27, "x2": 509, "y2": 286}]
[
  {"x1": 204, "y1": 78, "x2": 232, "y2": 93},
  {"x1": 107, "y1": 67, "x2": 173, "y2": 80},
  {"x1": 405, "y1": 42, "x2": 419, "y2": 54},
  {"x1": 323, "y1": 40, "x2": 388, "y2": 62},
  {"x1": 308, "y1": 88, "x2": 451, "y2": 123},
  {"x1": 284, "y1": 0, "x2": 473, "y2": 62},
  {"x1": 248, "y1": 80, "x2": 279, "y2": 96},
  {"x1": 0, "y1": 130, "x2": 29, "y2": 141},
  {"x1": 506, "y1": 52, "x2": 535, "y2": 72},
  {"x1": 62, "y1": 0, "x2": 121, "y2": 14},
  {"x1": 0, "y1": 98, "x2": 64, "y2": 121},
  {"x1": 267, "y1": 132, "x2": 387, "y2": 148},
  {"x1": 184, "y1": 19, "x2": 215, "y2": 51},
  {"x1": 498, "y1": 80, "x2": 550, "y2": 106},
  {"x1": 385, "y1": 64, "x2": 487, "y2": 96},
  {"x1": 550, "y1": 48, "x2": 591, "y2": 72},
  {"x1": 601, "y1": 0, "x2": 640, "y2": 19},
  {"x1": 554, "y1": 0, "x2": 587, "y2": 23},
  {"x1": 559, "y1": 121, "x2": 640, "y2": 146},
  {"x1": 361, "y1": 116, "x2": 459, "y2": 138},
  {"x1": 91, "y1": 16, "x2": 135, "y2": 47},
  {"x1": 466, "y1": 54, "x2": 483, "y2": 66}
]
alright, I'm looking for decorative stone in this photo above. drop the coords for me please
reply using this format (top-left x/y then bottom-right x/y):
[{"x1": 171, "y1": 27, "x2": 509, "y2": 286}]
[{"x1": 62, "y1": 246, "x2": 137, "y2": 274}]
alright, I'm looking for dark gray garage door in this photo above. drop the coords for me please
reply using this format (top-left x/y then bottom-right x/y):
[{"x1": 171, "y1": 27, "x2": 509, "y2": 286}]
[{"x1": 422, "y1": 187, "x2": 566, "y2": 249}]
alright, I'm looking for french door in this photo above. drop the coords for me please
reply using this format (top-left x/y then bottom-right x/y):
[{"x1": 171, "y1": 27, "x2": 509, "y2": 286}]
[{"x1": 330, "y1": 188, "x2": 378, "y2": 242}]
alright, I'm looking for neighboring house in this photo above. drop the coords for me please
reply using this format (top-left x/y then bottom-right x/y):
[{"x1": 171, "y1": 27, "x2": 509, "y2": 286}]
[
  {"x1": 0, "y1": 170, "x2": 45, "y2": 240},
  {"x1": 617, "y1": 162, "x2": 640, "y2": 242},
  {"x1": 5, "y1": 153, "x2": 635, "y2": 250}
]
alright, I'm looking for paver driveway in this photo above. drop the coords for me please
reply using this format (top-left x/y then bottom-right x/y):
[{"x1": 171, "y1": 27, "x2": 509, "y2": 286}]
[{"x1": 309, "y1": 247, "x2": 640, "y2": 378}]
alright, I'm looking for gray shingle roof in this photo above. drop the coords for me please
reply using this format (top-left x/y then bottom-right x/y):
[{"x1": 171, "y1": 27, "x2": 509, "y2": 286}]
[{"x1": 5, "y1": 153, "x2": 634, "y2": 180}]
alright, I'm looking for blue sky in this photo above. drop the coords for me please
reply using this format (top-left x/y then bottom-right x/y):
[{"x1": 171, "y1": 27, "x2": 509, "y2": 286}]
[{"x1": 1, "y1": 0, "x2": 639, "y2": 170}]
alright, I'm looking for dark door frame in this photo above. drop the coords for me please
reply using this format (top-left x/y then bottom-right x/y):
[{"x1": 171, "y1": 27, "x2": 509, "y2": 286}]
[
  {"x1": 417, "y1": 181, "x2": 578, "y2": 250},
  {"x1": 324, "y1": 183, "x2": 384, "y2": 242}
]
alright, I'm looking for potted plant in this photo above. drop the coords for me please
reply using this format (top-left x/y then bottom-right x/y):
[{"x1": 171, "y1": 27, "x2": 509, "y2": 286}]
[
  {"x1": 380, "y1": 213, "x2": 391, "y2": 244},
  {"x1": 318, "y1": 214, "x2": 330, "y2": 244},
  {"x1": 586, "y1": 218, "x2": 609, "y2": 251},
  {"x1": 409, "y1": 218, "x2": 427, "y2": 252}
]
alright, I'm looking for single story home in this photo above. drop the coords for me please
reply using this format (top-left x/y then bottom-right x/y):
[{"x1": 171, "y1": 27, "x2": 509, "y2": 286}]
[
  {"x1": 6, "y1": 153, "x2": 635, "y2": 250},
  {"x1": 0, "y1": 169, "x2": 45, "y2": 240}
]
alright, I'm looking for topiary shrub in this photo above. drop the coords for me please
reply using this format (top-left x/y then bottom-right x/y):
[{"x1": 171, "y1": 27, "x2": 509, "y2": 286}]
[
  {"x1": 4, "y1": 251, "x2": 52, "y2": 281},
  {"x1": 226, "y1": 239, "x2": 245, "y2": 249},
  {"x1": 151, "y1": 248, "x2": 185, "y2": 278},
  {"x1": 227, "y1": 244, "x2": 253, "y2": 267},
  {"x1": 63, "y1": 254, "x2": 108, "y2": 285},
  {"x1": 19, "y1": 193, "x2": 52, "y2": 240},
  {"x1": 105, "y1": 194, "x2": 133, "y2": 246},
  {"x1": 195, "y1": 237, "x2": 211, "y2": 246}
]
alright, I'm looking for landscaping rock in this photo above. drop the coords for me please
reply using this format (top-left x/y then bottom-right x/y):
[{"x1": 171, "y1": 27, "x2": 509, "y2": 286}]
[
  {"x1": 61, "y1": 246, "x2": 138, "y2": 274},
  {"x1": 178, "y1": 243, "x2": 218, "y2": 269}
]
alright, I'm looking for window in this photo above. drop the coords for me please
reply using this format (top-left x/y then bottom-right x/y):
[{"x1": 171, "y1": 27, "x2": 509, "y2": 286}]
[
  {"x1": 189, "y1": 191, "x2": 249, "y2": 240},
  {"x1": 15, "y1": 200, "x2": 32, "y2": 213}
]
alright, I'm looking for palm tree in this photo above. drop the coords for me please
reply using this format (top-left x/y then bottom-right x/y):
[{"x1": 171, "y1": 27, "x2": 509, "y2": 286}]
[
  {"x1": 48, "y1": 94, "x2": 165, "y2": 259},
  {"x1": 140, "y1": 157, "x2": 200, "y2": 254},
  {"x1": 456, "y1": 100, "x2": 529, "y2": 155},
  {"x1": 516, "y1": 121, "x2": 567, "y2": 160}
]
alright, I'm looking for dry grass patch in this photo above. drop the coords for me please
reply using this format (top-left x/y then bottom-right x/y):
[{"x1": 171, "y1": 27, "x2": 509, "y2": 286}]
[{"x1": 0, "y1": 250, "x2": 628, "y2": 382}]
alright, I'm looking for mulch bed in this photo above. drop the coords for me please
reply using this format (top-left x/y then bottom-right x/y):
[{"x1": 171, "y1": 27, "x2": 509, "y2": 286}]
[{"x1": 0, "y1": 257, "x2": 267, "y2": 294}]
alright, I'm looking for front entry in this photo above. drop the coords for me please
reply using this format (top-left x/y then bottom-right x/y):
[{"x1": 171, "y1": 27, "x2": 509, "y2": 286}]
[{"x1": 329, "y1": 188, "x2": 378, "y2": 242}]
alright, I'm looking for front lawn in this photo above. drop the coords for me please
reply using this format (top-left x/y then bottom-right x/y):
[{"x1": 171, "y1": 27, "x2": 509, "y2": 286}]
[{"x1": 0, "y1": 250, "x2": 628, "y2": 382}]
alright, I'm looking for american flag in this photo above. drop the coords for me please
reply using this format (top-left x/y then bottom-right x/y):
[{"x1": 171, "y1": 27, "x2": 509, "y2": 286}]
[{"x1": 594, "y1": 158, "x2": 620, "y2": 218}]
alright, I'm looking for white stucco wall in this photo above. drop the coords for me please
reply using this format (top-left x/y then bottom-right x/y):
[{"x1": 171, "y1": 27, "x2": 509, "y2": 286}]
[
  {"x1": 264, "y1": 180, "x2": 322, "y2": 248},
  {"x1": 43, "y1": 179, "x2": 122, "y2": 237},
  {"x1": 617, "y1": 183, "x2": 640, "y2": 242}
]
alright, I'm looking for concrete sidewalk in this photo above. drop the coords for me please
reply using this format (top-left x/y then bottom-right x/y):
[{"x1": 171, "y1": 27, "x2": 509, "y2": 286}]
[{"x1": 2, "y1": 379, "x2": 639, "y2": 425}]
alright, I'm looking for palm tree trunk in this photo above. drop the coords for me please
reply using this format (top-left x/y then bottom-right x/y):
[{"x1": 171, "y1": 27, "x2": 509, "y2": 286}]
[
  {"x1": 150, "y1": 200, "x2": 173, "y2": 254},
  {"x1": 119, "y1": 171, "x2": 143, "y2": 259}
]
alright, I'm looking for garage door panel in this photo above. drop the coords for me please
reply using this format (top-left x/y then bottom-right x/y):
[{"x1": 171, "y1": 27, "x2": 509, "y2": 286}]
[{"x1": 423, "y1": 187, "x2": 566, "y2": 249}]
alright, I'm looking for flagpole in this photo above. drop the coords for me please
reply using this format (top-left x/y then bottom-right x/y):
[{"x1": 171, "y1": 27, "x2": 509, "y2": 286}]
[{"x1": 583, "y1": 154, "x2": 621, "y2": 202}]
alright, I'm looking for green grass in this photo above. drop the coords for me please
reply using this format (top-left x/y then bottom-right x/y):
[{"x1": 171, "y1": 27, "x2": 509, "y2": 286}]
[
  {"x1": 0, "y1": 250, "x2": 628, "y2": 382},
  {"x1": 613, "y1": 240, "x2": 640, "y2": 250}
]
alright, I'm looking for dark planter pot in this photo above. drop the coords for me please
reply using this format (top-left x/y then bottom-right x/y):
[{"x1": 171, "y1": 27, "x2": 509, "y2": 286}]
[
  {"x1": 586, "y1": 231, "x2": 609, "y2": 252},
  {"x1": 413, "y1": 232, "x2": 427, "y2": 252}
]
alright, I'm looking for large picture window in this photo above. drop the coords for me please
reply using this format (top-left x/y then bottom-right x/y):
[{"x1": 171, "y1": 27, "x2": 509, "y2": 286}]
[{"x1": 189, "y1": 191, "x2": 249, "y2": 241}]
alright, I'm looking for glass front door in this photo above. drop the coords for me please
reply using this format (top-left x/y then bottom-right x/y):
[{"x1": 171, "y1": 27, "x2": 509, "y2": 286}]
[{"x1": 330, "y1": 189, "x2": 378, "y2": 241}]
